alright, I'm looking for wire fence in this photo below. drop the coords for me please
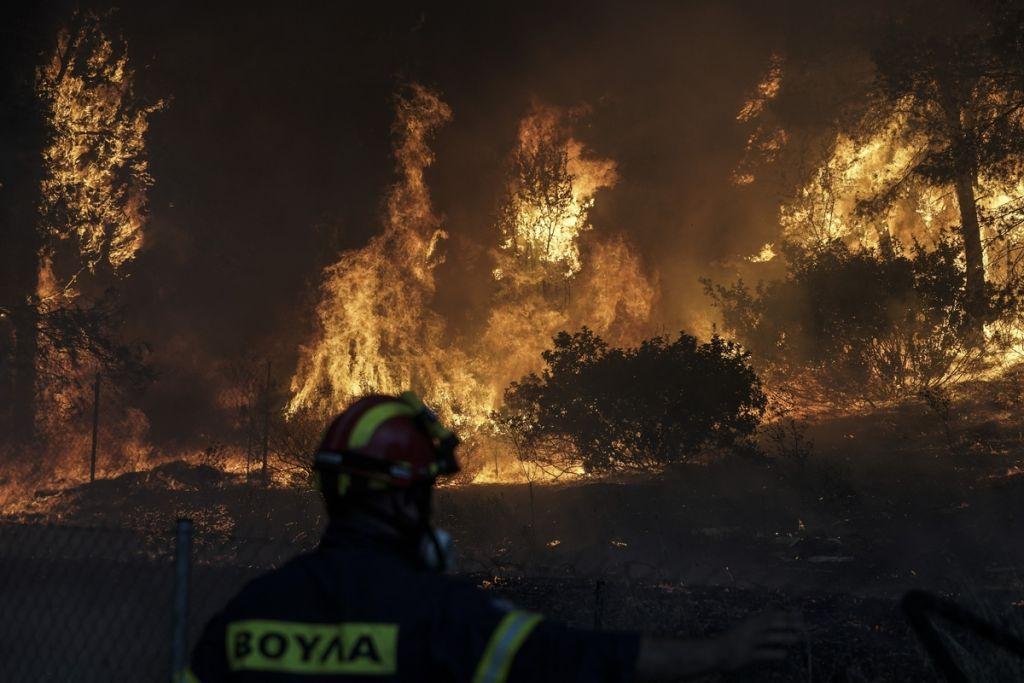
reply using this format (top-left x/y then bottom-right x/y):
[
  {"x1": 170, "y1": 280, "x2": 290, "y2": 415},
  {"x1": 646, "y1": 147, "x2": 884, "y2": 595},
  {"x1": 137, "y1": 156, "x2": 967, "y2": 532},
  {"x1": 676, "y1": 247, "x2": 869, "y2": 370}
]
[
  {"x1": 0, "y1": 518, "x2": 732, "y2": 682},
  {"x1": 5, "y1": 518, "x2": 1017, "y2": 682},
  {"x1": 0, "y1": 520, "x2": 315, "y2": 683}
]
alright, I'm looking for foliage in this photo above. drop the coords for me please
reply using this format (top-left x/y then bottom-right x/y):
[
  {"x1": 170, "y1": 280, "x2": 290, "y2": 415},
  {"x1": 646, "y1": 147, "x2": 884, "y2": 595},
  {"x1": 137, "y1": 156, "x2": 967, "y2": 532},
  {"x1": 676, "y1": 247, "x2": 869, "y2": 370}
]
[
  {"x1": 706, "y1": 237, "x2": 1020, "y2": 406},
  {"x1": 736, "y1": 5, "x2": 1024, "y2": 338},
  {"x1": 37, "y1": 10, "x2": 165, "y2": 275},
  {"x1": 498, "y1": 328, "x2": 767, "y2": 473},
  {"x1": 271, "y1": 403, "x2": 326, "y2": 485},
  {"x1": 35, "y1": 289, "x2": 152, "y2": 393},
  {"x1": 495, "y1": 109, "x2": 584, "y2": 289}
]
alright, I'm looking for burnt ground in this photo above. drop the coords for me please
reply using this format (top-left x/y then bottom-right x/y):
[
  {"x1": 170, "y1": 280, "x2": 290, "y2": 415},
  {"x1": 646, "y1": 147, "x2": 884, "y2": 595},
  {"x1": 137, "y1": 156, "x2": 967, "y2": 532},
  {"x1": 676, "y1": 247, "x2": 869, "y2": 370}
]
[
  {"x1": 481, "y1": 576, "x2": 929, "y2": 681},
  {"x1": 3, "y1": 379, "x2": 1024, "y2": 680}
]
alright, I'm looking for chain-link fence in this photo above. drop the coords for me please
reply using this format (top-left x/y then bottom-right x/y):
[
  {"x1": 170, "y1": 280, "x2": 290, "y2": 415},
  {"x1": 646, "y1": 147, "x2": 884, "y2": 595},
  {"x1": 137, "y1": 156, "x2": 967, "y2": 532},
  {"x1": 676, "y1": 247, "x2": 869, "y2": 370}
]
[
  {"x1": 0, "y1": 518, "x2": 941, "y2": 682},
  {"x1": 0, "y1": 520, "x2": 315, "y2": 682}
]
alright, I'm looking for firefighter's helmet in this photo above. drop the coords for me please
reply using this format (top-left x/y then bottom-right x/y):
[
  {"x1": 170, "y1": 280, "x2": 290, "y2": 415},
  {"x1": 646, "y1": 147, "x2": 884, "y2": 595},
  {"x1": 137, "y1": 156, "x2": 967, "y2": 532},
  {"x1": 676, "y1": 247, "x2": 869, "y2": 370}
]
[{"x1": 314, "y1": 392, "x2": 460, "y2": 496}]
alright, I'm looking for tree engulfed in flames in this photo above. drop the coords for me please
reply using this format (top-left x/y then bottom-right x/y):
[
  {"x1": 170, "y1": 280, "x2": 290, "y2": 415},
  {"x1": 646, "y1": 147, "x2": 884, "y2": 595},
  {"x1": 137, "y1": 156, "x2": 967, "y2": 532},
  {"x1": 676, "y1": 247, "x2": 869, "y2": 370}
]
[
  {"x1": 0, "y1": 15, "x2": 162, "y2": 508},
  {"x1": 31, "y1": 15, "x2": 162, "y2": 486},
  {"x1": 288, "y1": 89, "x2": 657, "y2": 479},
  {"x1": 494, "y1": 105, "x2": 617, "y2": 281},
  {"x1": 780, "y1": 108, "x2": 1024, "y2": 283},
  {"x1": 38, "y1": 16, "x2": 163, "y2": 278},
  {"x1": 482, "y1": 104, "x2": 653, "y2": 396},
  {"x1": 736, "y1": 48, "x2": 1024, "y2": 378}
]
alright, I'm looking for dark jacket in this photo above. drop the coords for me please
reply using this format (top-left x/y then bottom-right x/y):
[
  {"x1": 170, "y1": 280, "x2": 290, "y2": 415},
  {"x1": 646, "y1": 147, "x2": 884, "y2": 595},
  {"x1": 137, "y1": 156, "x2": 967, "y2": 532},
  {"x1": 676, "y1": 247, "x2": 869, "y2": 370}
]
[{"x1": 187, "y1": 524, "x2": 639, "y2": 682}]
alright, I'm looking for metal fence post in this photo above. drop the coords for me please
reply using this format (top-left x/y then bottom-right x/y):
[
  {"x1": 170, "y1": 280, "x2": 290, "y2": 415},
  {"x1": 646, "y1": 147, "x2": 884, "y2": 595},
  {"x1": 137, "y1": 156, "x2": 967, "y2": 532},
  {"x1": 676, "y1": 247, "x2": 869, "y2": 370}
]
[
  {"x1": 171, "y1": 518, "x2": 193, "y2": 683},
  {"x1": 89, "y1": 372, "x2": 100, "y2": 482}
]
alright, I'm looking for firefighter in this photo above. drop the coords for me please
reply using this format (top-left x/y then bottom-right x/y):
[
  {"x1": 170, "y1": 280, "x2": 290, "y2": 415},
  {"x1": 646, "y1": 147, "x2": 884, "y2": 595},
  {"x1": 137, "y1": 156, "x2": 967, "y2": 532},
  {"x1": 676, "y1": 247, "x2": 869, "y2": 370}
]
[{"x1": 186, "y1": 392, "x2": 801, "y2": 682}]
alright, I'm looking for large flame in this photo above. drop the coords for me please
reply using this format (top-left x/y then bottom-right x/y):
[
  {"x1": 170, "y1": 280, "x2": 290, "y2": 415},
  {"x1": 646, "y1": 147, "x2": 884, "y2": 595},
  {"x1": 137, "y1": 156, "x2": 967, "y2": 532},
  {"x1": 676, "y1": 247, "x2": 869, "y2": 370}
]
[
  {"x1": 288, "y1": 85, "x2": 488, "y2": 433},
  {"x1": 288, "y1": 91, "x2": 658, "y2": 480}
]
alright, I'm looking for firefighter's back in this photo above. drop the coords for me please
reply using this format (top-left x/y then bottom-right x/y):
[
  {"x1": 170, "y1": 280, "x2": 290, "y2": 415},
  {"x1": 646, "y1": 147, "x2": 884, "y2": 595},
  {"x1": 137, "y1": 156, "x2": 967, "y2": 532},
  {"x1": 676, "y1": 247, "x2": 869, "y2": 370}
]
[{"x1": 190, "y1": 533, "x2": 494, "y2": 682}]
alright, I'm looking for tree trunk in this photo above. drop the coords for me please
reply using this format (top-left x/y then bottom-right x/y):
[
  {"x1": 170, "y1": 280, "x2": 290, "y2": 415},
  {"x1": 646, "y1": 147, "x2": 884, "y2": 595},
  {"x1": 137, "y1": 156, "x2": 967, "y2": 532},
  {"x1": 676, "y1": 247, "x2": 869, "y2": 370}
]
[
  {"x1": 0, "y1": 5, "x2": 60, "y2": 442},
  {"x1": 875, "y1": 223, "x2": 896, "y2": 260},
  {"x1": 939, "y1": 83, "x2": 987, "y2": 336},
  {"x1": 953, "y1": 163, "x2": 987, "y2": 333},
  {"x1": 8, "y1": 308, "x2": 40, "y2": 442}
]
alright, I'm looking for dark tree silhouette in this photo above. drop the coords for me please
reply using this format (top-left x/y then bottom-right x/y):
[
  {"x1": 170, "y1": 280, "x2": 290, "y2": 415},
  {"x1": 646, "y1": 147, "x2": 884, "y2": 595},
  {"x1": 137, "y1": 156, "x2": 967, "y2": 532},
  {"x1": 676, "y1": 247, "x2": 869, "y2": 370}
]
[
  {"x1": 499, "y1": 328, "x2": 766, "y2": 473},
  {"x1": 0, "y1": 5, "x2": 59, "y2": 442}
]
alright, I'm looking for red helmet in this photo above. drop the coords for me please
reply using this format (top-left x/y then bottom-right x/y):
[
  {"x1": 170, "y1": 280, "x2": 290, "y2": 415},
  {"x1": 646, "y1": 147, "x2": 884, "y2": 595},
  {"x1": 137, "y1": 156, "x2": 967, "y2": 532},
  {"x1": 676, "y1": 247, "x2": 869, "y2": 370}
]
[{"x1": 314, "y1": 392, "x2": 460, "y2": 494}]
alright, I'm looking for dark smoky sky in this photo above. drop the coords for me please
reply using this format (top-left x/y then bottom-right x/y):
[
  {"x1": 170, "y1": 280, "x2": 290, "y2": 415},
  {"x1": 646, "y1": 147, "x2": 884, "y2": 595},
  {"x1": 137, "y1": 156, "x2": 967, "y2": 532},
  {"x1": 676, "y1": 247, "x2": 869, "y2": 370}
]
[{"x1": 90, "y1": 0, "x2": 946, "y2": 444}]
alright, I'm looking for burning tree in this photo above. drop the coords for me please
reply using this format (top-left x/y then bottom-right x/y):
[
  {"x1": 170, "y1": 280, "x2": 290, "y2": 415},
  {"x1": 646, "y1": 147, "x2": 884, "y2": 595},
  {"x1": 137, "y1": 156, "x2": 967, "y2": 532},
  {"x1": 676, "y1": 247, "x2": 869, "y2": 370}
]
[
  {"x1": 493, "y1": 106, "x2": 615, "y2": 292},
  {"x1": 864, "y1": 6, "x2": 1024, "y2": 330},
  {"x1": 739, "y1": 6, "x2": 1024, "y2": 298},
  {"x1": 720, "y1": 5, "x2": 1024, "y2": 406},
  {"x1": 1, "y1": 8, "x2": 162, "y2": 446},
  {"x1": 481, "y1": 105, "x2": 652, "y2": 397}
]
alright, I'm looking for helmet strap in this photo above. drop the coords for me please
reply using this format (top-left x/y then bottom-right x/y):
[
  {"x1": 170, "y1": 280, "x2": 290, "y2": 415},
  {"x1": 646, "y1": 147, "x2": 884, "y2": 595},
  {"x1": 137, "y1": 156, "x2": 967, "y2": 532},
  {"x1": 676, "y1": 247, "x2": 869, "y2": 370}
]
[{"x1": 354, "y1": 484, "x2": 438, "y2": 570}]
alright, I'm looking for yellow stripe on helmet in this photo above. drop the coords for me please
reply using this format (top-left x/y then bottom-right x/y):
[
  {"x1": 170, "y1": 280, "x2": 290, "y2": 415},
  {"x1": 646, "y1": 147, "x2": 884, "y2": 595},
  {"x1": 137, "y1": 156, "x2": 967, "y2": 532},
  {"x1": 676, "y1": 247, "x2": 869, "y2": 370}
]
[{"x1": 347, "y1": 401, "x2": 418, "y2": 450}]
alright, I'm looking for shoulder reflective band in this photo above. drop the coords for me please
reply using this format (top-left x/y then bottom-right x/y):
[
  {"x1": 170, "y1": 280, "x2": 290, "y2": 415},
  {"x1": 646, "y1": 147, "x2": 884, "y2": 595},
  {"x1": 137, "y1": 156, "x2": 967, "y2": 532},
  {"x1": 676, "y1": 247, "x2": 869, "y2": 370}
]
[
  {"x1": 226, "y1": 620, "x2": 398, "y2": 675},
  {"x1": 472, "y1": 611, "x2": 544, "y2": 683},
  {"x1": 348, "y1": 402, "x2": 418, "y2": 449}
]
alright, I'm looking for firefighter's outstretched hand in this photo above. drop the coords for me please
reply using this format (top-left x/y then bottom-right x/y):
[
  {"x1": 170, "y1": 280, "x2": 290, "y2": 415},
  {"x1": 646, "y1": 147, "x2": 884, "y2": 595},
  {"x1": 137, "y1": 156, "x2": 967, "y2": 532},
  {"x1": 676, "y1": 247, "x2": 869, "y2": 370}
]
[
  {"x1": 715, "y1": 610, "x2": 803, "y2": 671},
  {"x1": 635, "y1": 610, "x2": 803, "y2": 681}
]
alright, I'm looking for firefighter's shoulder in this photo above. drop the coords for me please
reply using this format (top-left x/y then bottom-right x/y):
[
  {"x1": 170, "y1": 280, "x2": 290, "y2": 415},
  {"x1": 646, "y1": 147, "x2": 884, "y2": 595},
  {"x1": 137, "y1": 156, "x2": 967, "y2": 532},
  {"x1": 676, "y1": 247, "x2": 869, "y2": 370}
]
[{"x1": 218, "y1": 551, "x2": 323, "y2": 618}]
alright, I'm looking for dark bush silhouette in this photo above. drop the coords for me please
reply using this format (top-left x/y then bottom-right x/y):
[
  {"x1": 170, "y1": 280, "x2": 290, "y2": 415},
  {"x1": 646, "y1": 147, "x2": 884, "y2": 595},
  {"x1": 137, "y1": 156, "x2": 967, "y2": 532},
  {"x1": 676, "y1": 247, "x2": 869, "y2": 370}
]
[
  {"x1": 705, "y1": 236, "x2": 1020, "y2": 406},
  {"x1": 497, "y1": 328, "x2": 767, "y2": 473}
]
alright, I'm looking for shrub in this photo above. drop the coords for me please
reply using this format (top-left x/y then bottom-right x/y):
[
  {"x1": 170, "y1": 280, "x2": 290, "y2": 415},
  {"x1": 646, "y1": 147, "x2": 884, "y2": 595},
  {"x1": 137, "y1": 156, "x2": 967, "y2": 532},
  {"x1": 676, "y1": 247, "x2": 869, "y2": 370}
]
[
  {"x1": 705, "y1": 236, "x2": 1018, "y2": 406},
  {"x1": 497, "y1": 328, "x2": 767, "y2": 473}
]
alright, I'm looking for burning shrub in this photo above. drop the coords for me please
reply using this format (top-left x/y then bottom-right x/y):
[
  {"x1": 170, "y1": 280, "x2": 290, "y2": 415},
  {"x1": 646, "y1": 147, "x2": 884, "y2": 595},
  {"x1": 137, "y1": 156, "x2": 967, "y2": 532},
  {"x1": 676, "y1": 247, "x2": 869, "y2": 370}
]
[
  {"x1": 498, "y1": 328, "x2": 766, "y2": 473},
  {"x1": 706, "y1": 236, "x2": 1020, "y2": 407}
]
